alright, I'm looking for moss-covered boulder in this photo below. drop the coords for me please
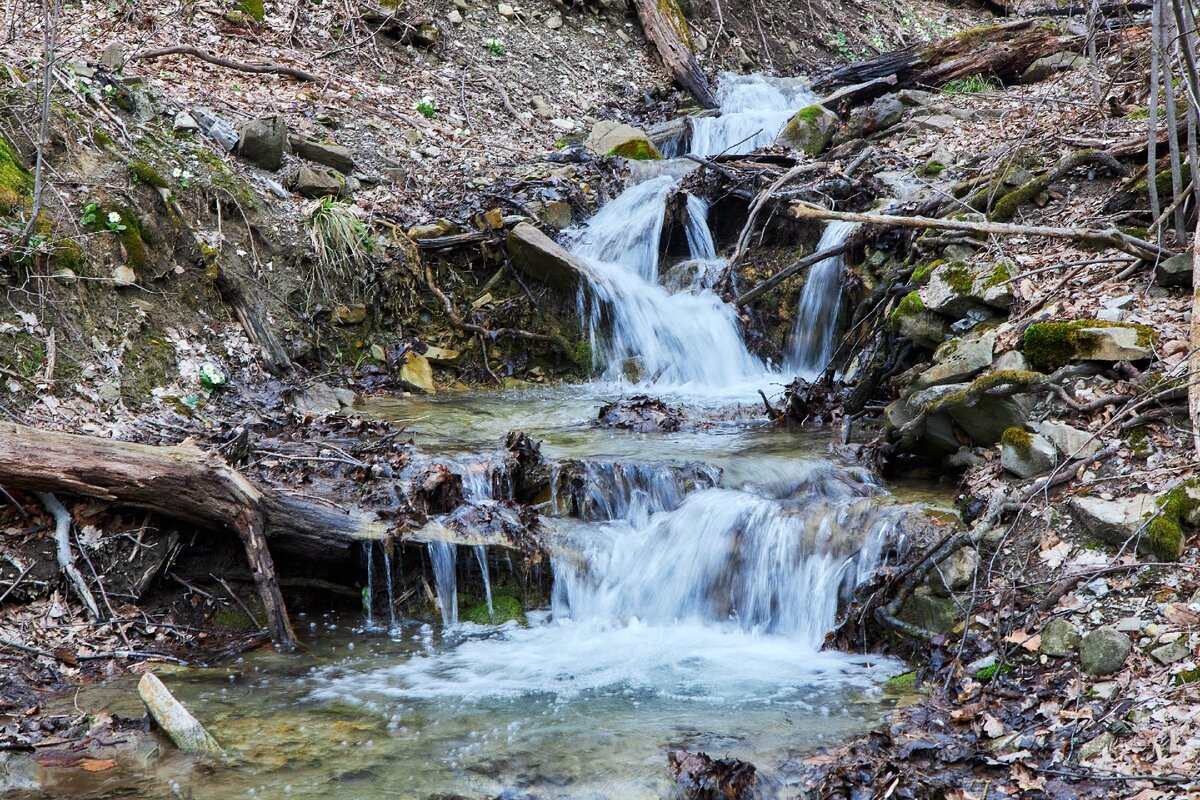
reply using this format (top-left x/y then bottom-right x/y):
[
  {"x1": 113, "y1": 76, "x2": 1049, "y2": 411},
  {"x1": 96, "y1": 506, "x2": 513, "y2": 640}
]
[
  {"x1": 889, "y1": 290, "x2": 947, "y2": 349},
  {"x1": 921, "y1": 260, "x2": 1013, "y2": 317},
  {"x1": 777, "y1": 104, "x2": 838, "y2": 156},
  {"x1": 461, "y1": 592, "x2": 526, "y2": 625},
  {"x1": 913, "y1": 330, "x2": 996, "y2": 389},
  {"x1": 584, "y1": 121, "x2": 662, "y2": 160},
  {"x1": 1022, "y1": 320, "x2": 1154, "y2": 373},
  {"x1": 998, "y1": 426, "x2": 1056, "y2": 478}
]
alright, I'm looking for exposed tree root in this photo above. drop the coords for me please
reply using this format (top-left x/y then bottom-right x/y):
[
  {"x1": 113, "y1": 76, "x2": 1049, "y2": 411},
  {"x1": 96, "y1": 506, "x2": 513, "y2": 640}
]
[{"x1": 133, "y1": 45, "x2": 320, "y2": 82}]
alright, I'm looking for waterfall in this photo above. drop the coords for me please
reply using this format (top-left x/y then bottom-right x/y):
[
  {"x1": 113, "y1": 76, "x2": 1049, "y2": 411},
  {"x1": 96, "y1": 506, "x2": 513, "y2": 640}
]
[
  {"x1": 788, "y1": 220, "x2": 856, "y2": 378},
  {"x1": 382, "y1": 546, "x2": 396, "y2": 629},
  {"x1": 429, "y1": 541, "x2": 458, "y2": 626},
  {"x1": 473, "y1": 545, "x2": 493, "y2": 616},
  {"x1": 688, "y1": 73, "x2": 816, "y2": 156}
]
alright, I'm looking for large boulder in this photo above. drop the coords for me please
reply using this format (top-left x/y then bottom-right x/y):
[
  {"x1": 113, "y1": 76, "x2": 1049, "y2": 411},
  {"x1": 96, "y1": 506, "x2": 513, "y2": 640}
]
[
  {"x1": 238, "y1": 114, "x2": 287, "y2": 171},
  {"x1": 1023, "y1": 320, "x2": 1154, "y2": 372},
  {"x1": 922, "y1": 261, "x2": 1014, "y2": 317},
  {"x1": 1037, "y1": 420, "x2": 1100, "y2": 460},
  {"x1": 1078, "y1": 627, "x2": 1131, "y2": 676},
  {"x1": 506, "y1": 222, "x2": 593, "y2": 291},
  {"x1": 833, "y1": 94, "x2": 904, "y2": 144},
  {"x1": 584, "y1": 121, "x2": 662, "y2": 160},
  {"x1": 898, "y1": 587, "x2": 959, "y2": 633},
  {"x1": 1020, "y1": 52, "x2": 1089, "y2": 84},
  {"x1": 777, "y1": 104, "x2": 838, "y2": 156},
  {"x1": 1067, "y1": 494, "x2": 1156, "y2": 547}
]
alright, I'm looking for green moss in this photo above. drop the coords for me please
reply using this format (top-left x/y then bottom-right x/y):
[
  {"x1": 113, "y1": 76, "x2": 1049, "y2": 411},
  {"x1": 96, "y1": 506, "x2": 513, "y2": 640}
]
[
  {"x1": 1119, "y1": 226, "x2": 1149, "y2": 241},
  {"x1": 911, "y1": 259, "x2": 943, "y2": 284},
  {"x1": 1000, "y1": 426, "x2": 1033, "y2": 458},
  {"x1": 461, "y1": 592, "x2": 526, "y2": 625},
  {"x1": 607, "y1": 138, "x2": 662, "y2": 160},
  {"x1": 213, "y1": 608, "x2": 257, "y2": 631},
  {"x1": 90, "y1": 205, "x2": 148, "y2": 271},
  {"x1": 937, "y1": 261, "x2": 974, "y2": 294},
  {"x1": 781, "y1": 105, "x2": 833, "y2": 156},
  {"x1": 889, "y1": 290, "x2": 925, "y2": 327},
  {"x1": 92, "y1": 129, "x2": 114, "y2": 148},
  {"x1": 119, "y1": 333, "x2": 176, "y2": 407},
  {"x1": 128, "y1": 159, "x2": 168, "y2": 189},
  {"x1": 990, "y1": 176, "x2": 1049, "y2": 222},
  {"x1": 0, "y1": 135, "x2": 32, "y2": 199},
  {"x1": 569, "y1": 338, "x2": 593, "y2": 371},
  {"x1": 1141, "y1": 480, "x2": 1199, "y2": 562},
  {"x1": 52, "y1": 239, "x2": 84, "y2": 271},
  {"x1": 1146, "y1": 516, "x2": 1184, "y2": 562},
  {"x1": 983, "y1": 261, "x2": 1012, "y2": 289},
  {"x1": 237, "y1": 0, "x2": 264, "y2": 22},
  {"x1": 883, "y1": 671, "x2": 918, "y2": 691},
  {"x1": 975, "y1": 662, "x2": 1013, "y2": 682},
  {"x1": 923, "y1": 369, "x2": 1046, "y2": 414},
  {"x1": 1175, "y1": 667, "x2": 1200, "y2": 685},
  {"x1": 918, "y1": 159, "x2": 946, "y2": 176},
  {"x1": 1023, "y1": 320, "x2": 1156, "y2": 373}
]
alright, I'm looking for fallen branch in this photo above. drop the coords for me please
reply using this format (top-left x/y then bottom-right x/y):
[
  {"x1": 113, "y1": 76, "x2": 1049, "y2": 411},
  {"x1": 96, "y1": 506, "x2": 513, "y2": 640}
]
[
  {"x1": 1192, "y1": 214, "x2": 1200, "y2": 455},
  {"x1": 133, "y1": 45, "x2": 320, "y2": 83},
  {"x1": 629, "y1": 0, "x2": 717, "y2": 108},
  {"x1": 422, "y1": 262, "x2": 565, "y2": 347},
  {"x1": 729, "y1": 164, "x2": 816, "y2": 270},
  {"x1": 789, "y1": 202, "x2": 1172, "y2": 261},
  {"x1": 35, "y1": 492, "x2": 102, "y2": 621},
  {"x1": 735, "y1": 240, "x2": 856, "y2": 305}
]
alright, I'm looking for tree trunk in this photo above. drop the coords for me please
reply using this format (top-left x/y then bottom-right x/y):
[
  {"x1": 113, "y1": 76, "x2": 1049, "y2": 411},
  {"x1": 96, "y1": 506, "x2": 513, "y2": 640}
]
[
  {"x1": 630, "y1": 0, "x2": 717, "y2": 109},
  {"x1": 1191, "y1": 215, "x2": 1200, "y2": 455},
  {"x1": 812, "y1": 20, "x2": 1083, "y2": 91}
]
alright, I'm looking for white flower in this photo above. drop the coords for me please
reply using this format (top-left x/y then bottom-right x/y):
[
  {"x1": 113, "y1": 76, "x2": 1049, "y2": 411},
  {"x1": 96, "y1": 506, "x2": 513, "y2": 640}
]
[
  {"x1": 107, "y1": 212, "x2": 121, "y2": 224},
  {"x1": 172, "y1": 167, "x2": 182, "y2": 177}
]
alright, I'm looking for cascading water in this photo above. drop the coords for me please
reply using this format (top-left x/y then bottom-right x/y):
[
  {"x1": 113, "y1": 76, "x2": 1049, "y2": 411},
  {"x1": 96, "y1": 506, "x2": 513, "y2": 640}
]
[
  {"x1": 687, "y1": 73, "x2": 817, "y2": 156},
  {"x1": 789, "y1": 220, "x2": 857, "y2": 378}
]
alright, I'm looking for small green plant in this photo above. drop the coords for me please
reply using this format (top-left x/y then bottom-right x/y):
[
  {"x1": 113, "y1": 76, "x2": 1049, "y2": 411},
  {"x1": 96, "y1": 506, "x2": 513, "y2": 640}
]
[
  {"x1": 171, "y1": 166, "x2": 193, "y2": 188},
  {"x1": 484, "y1": 37, "x2": 505, "y2": 56},
  {"x1": 103, "y1": 84, "x2": 117, "y2": 99},
  {"x1": 832, "y1": 31, "x2": 853, "y2": 60},
  {"x1": 81, "y1": 202, "x2": 98, "y2": 226},
  {"x1": 976, "y1": 663, "x2": 1014, "y2": 682},
  {"x1": 941, "y1": 74, "x2": 1000, "y2": 96},
  {"x1": 414, "y1": 96, "x2": 437, "y2": 119}
]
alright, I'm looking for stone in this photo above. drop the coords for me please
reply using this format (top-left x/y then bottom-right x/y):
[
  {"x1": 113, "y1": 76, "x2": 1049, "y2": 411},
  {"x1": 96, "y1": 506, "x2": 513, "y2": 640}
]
[
  {"x1": 1095, "y1": 308, "x2": 1125, "y2": 322},
  {"x1": 992, "y1": 349, "x2": 1028, "y2": 373},
  {"x1": 1150, "y1": 639, "x2": 1191, "y2": 665},
  {"x1": 777, "y1": 105, "x2": 838, "y2": 156},
  {"x1": 946, "y1": 394, "x2": 1030, "y2": 447},
  {"x1": 896, "y1": 308, "x2": 948, "y2": 350},
  {"x1": 399, "y1": 351, "x2": 435, "y2": 394},
  {"x1": 929, "y1": 546, "x2": 977, "y2": 597},
  {"x1": 914, "y1": 330, "x2": 996, "y2": 389},
  {"x1": 291, "y1": 164, "x2": 348, "y2": 199},
  {"x1": 1068, "y1": 494, "x2": 1156, "y2": 547},
  {"x1": 424, "y1": 345, "x2": 460, "y2": 364},
  {"x1": 407, "y1": 219, "x2": 457, "y2": 239},
  {"x1": 584, "y1": 120, "x2": 661, "y2": 160},
  {"x1": 292, "y1": 382, "x2": 355, "y2": 414},
  {"x1": 1078, "y1": 627, "x2": 1131, "y2": 675},
  {"x1": 192, "y1": 107, "x2": 239, "y2": 151},
  {"x1": 173, "y1": 111, "x2": 199, "y2": 132},
  {"x1": 99, "y1": 42, "x2": 125, "y2": 71},
  {"x1": 545, "y1": 12, "x2": 562, "y2": 28},
  {"x1": 897, "y1": 88, "x2": 935, "y2": 105},
  {"x1": 1154, "y1": 252, "x2": 1192, "y2": 288},
  {"x1": 289, "y1": 136, "x2": 356, "y2": 174},
  {"x1": 898, "y1": 588, "x2": 959, "y2": 633},
  {"x1": 913, "y1": 113, "x2": 956, "y2": 133},
  {"x1": 833, "y1": 94, "x2": 904, "y2": 144},
  {"x1": 331, "y1": 304, "x2": 367, "y2": 324},
  {"x1": 506, "y1": 222, "x2": 593, "y2": 291},
  {"x1": 498, "y1": 2, "x2": 514, "y2": 16},
  {"x1": 1021, "y1": 52, "x2": 1090, "y2": 84},
  {"x1": 922, "y1": 261, "x2": 1014, "y2": 317},
  {"x1": 1078, "y1": 732, "x2": 1114, "y2": 761},
  {"x1": 1000, "y1": 430, "x2": 1057, "y2": 478},
  {"x1": 97, "y1": 382, "x2": 122, "y2": 405},
  {"x1": 529, "y1": 95, "x2": 554, "y2": 118},
  {"x1": 539, "y1": 199, "x2": 572, "y2": 229},
  {"x1": 237, "y1": 114, "x2": 287, "y2": 171},
  {"x1": 1037, "y1": 420, "x2": 1100, "y2": 460},
  {"x1": 112, "y1": 265, "x2": 136, "y2": 286},
  {"x1": 1075, "y1": 325, "x2": 1153, "y2": 362},
  {"x1": 1040, "y1": 618, "x2": 1081, "y2": 656},
  {"x1": 448, "y1": 9, "x2": 463, "y2": 23}
]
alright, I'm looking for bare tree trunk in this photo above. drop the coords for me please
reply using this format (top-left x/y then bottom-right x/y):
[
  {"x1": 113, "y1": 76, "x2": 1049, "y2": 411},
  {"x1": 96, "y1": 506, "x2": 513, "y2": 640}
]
[
  {"x1": 630, "y1": 0, "x2": 718, "y2": 109},
  {"x1": 1191, "y1": 213, "x2": 1200, "y2": 455}
]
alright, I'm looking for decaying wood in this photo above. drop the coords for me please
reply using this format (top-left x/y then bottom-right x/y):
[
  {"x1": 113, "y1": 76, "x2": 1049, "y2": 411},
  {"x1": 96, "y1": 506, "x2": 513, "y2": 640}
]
[
  {"x1": 133, "y1": 45, "x2": 320, "y2": 82},
  {"x1": 209, "y1": 265, "x2": 295, "y2": 377},
  {"x1": 813, "y1": 20, "x2": 1083, "y2": 91},
  {"x1": 789, "y1": 202, "x2": 1172, "y2": 261},
  {"x1": 36, "y1": 491, "x2": 102, "y2": 620},
  {"x1": 0, "y1": 423, "x2": 310, "y2": 649},
  {"x1": 630, "y1": 0, "x2": 718, "y2": 109},
  {"x1": 138, "y1": 672, "x2": 223, "y2": 754}
]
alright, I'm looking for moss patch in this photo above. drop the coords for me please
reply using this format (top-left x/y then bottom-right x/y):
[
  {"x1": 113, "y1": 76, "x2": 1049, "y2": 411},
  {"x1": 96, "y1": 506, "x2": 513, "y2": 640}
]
[
  {"x1": 1000, "y1": 426, "x2": 1032, "y2": 458},
  {"x1": 237, "y1": 0, "x2": 265, "y2": 22},
  {"x1": 983, "y1": 261, "x2": 1012, "y2": 289},
  {"x1": 607, "y1": 138, "x2": 662, "y2": 160},
  {"x1": 461, "y1": 591, "x2": 526, "y2": 625},
  {"x1": 939, "y1": 261, "x2": 974, "y2": 294},
  {"x1": 119, "y1": 333, "x2": 177, "y2": 407},
  {"x1": 1146, "y1": 480, "x2": 1200, "y2": 561},
  {"x1": 889, "y1": 290, "x2": 925, "y2": 327},
  {"x1": 924, "y1": 369, "x2": 1046, "y2": 414},
  {"x1": 128, "y1": 159, "x2": 168, "y2": 189},
  {"x1": 1022, "y1": 320, "x2": 1155, "y2": 373},
  {"x1": 911, "y1": 259, "x2": 943, "y2": 284},
  {"x1": 0, "y1": 135, "x2": 31, "y2": 200}
]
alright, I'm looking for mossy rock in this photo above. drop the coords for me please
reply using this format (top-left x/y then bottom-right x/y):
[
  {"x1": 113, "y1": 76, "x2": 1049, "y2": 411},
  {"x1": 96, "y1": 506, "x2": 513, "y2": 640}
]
[
  {"x1": 128, "y1": 159, "x2": 168, "y2": 189},
  {"x1": 237, "y1": 0, "x2": 265, "y2": 22},
  {"x1": 999, "y1": 426, "x2": 1032, "y2": 458},
  {"x1": 1022, "y1": 320, "x2": 1154, "y2": 373},
  {"x1": 607, "y1": 138, "x2": 661, "y2": 160},
  {"x1": 461, "y1": 592, "x2": 526, "y2": 625},
  {"x1": 1145, "y1": 479, "x2": 1200, "y2": 561},
  {"x1": 0, "y1": 135, "x2": 31, "y2": 203},
  {"x1": 778, "y1": 104, "x2": 837, "y2": 156}
]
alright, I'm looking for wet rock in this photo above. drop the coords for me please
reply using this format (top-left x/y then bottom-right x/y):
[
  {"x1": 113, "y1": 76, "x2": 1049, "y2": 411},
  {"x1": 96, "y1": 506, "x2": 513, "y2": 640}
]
[
  {"x1": 237, "y1": 114, "x2": 287, "y2": 171},
  {"x1": 945, "y1": 394, "x2": 1029, "y2": 447},
  {"x1": 289, "y1": 136, "x2": 356, "y2": 174},
  {"x1": 413, "y1": 464, "x2": 464, "y2": 514},
  {"x1": 999, "y1": 428, "x2": 1056, "y2": 478},
  {"x1": 777, "y1": 104, "x2": 838, "y2": 156},
  {"x1": 407, "y1": 219, "x2": 457, "y2": 239},
  {"x1": 929, "y1": 545, "x2": 977, "y2": 596},
  {"x1": 1155, "y1": 252, "x2": 1192, "y2": 288},
  {"x1": 399, "y1": 351, "x2": 435, "y2": 394},
  {"x1": 1040, "y1": 618, "x2": 1081, "y2": 656},
  {"x1": 833, "y1": 94, "x2": 904, "y2": 144},
  {"x1": 539, "y1": 199, "x2": 572, "y2": 229},
  {"x1": 1067, "y1": 494, "x2": 1155, "y2": 547},
  {"x1": 596, "y1": 395, "x2": 686, "y2": 433},
  {"x1": 1078, "y1": 627, "x2": 1131, "y2": 675},
  {"x1": 1037, "y1": 420, "x2": 1100, "y2": 459},
  {"x1": 292, "y1": 382, "x2": 356, "y2": 414},
  {"x1": 292, "y1": 164, "x2": 349, "y2": 199},
  {"x1": 506, "y1": 222, "x2": 592, "y2": 291},
  {"x1": 192, "y1": 106, "x2": 239, "y2": 151},
  {"x1": 1020, "y1": 52, "x2": 1089, "y2": 84},
  {"x1": 913, "y1": 330, "x2": 996, "y2": 389},
  {"x1": 584, "y1": 120, "x2": 661, "y2": 160},
  {"x1": 898, "y1": 587, "x2": 959, "y2": 633},
  {"x1": 669, "y1": 750, "x2": 757, "y2": 800}
]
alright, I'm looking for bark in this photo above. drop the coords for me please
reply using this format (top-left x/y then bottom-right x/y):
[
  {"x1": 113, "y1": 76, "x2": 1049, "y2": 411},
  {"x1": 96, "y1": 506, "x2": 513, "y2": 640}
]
[
  {"x1": 1191, "y1": 213, "x2": 1200, "y2": 455},
  {"x1": 138, "y1": 672, "x2": 223, "y2": 754},
  {"x1": 812, "y1": 20, "x2": 1083, "y2": 91},
  {"x1": 630, "y1": 0, "x2": 718, "y2": 109},
  {"x1": 0, "y1": 423, "x2": 321, "y2": 649}
]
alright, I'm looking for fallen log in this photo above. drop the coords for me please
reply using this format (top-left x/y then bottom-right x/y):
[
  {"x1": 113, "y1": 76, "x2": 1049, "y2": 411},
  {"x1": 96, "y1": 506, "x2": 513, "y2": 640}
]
[
  {"x1": 133, "y1": 45, "x2": 320, "y2": 83},
  {"x1": 630, "y1": 0, "x2": 718, "y2": 109},
  {"x1": 812, "y1": 20, "x2": 1082, "y2": 91},
  {"x1": 138, "y1": 672, "x2": 223, "y2": 754},
  {"x1": 788, "y1": 202, "x2": 1172, "y2": 261},
  {"x1": 735, "y1": 241, "x2": 856, "y2": 306},
  {"x1": 0, "y1": 423, "x2": 367, "y2": 650}
]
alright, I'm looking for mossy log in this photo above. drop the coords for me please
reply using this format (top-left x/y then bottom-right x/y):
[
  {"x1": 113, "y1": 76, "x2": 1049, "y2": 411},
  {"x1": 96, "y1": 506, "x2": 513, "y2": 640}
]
[
  {"x1": 630, "y1": 0, "x2": 717, "y2": 109},
  {"x1": 0, "y1": 423, "x2": 402, "y2": 650},
  {"x1": 813, "y1": 20, "x2": 1082, "y2": 91}
]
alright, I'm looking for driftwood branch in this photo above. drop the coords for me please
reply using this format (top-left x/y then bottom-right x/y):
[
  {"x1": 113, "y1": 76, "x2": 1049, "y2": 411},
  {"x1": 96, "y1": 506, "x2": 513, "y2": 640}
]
[
  {"x1": 133, "y1": 46, "x2": 320, "y2": 83},
  {"x1": 789, "y1": 202, "x2": 1172, "y2": 261},
  {"x1": 36, "y1": 491, "x2": 102, "y2": 620}
]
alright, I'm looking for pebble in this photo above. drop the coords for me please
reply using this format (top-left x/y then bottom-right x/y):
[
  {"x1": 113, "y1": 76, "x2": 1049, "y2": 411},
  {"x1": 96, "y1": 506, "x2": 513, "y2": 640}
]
[
  {"x1": 1114, "y1": 617, "x2": 1143, "y2": 632},
  {"x1": 448, "y1": 9, "x2": 463, "y2": 23},
  {"x1": 545, "y1": 13, "x2": 562, "y2": 29},
  {"x1": 498, "y1": 3, "x2": 514, "y2": 17}
]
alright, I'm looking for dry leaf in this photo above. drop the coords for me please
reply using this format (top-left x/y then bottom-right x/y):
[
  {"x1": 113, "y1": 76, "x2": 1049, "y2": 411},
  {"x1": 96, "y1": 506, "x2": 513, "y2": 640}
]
[
  {"x1": 80, "y1": 758, "x2": 116, "y2": 772},
  {"x1": 982, "y1": 713, "x2": 1006, "y2": 738}
]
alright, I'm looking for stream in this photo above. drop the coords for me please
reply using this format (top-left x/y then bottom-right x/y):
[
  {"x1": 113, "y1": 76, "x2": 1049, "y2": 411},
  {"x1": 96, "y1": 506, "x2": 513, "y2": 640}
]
[{"x1": 22, "y1": 76, "x2": 947, "y2": 799}]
